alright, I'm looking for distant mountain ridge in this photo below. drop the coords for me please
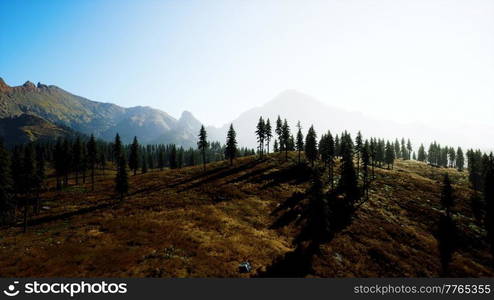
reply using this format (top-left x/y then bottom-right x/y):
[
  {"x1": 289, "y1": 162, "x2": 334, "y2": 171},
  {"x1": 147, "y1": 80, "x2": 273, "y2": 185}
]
[{"x1": 0, "y1": 78, "x2": 202, "y2": 146}]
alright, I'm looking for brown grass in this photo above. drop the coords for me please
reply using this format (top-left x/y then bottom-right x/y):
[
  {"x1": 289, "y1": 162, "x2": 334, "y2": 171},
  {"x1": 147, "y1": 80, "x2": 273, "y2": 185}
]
[{"x1": 0, "y1": 154, "x2": 492, "y2": 277}]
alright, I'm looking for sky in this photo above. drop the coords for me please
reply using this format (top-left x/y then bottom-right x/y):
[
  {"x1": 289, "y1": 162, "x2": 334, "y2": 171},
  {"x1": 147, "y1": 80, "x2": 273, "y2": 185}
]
[{"x1": 1, "y1": 0, "x2": 493, "y2": 129}]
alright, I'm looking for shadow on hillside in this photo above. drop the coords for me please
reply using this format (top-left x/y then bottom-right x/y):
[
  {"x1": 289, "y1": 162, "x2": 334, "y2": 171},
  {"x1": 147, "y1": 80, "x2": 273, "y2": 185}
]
[
  {"x1": 255, "y1": 163, "x2": 313, "y2": 189},
  {"x1": 225, "y1": 165, "x2": 274, "y2": 185},
  {"x1": 16, "y1": 202, "x2": 113, "y2": 228},
  {"x1": 178, "y1": 159, "x2": 266, "y2": 192},
  {"x1": 258, "y1": 242, "x2": 319, "y2": 277},
  {"x1": 269, "y1": 192, "x2": 306, "y2": 229}
]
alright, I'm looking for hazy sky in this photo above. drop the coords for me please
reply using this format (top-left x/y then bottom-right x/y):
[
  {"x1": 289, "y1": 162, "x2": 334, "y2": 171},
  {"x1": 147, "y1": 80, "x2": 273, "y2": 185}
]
[{"x1": 1, "y1": 0, "x2": 493, "y2": 128}]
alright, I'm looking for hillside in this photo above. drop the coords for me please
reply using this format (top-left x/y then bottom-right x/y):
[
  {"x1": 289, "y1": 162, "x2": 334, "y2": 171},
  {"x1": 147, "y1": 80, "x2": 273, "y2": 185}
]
[
  {"x1": 0, "y1": 153, "x2": 491, "y2": 277},
  {"x1": 0, "y1": 114, "x2": 77, "y2": 146},
  {"x1": 0, "y1": 78, "x2": 202, "y2": 146}
]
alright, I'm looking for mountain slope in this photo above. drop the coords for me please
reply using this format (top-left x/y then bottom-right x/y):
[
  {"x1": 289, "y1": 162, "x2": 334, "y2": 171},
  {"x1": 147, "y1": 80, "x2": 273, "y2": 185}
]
[
  {"x1": 0, "y1": 154, "x2": 491, "y2": 277},
  {"x1": 0, "y1": 78, "x2": 202, "y2": 146},
  {"x1": 0, "y1": 114, "x2": 77, "y2": 146}
]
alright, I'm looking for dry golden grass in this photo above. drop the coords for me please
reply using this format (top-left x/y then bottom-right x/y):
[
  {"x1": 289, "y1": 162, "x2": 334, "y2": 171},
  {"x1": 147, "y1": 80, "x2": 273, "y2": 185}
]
[{"x1": 0, "y1": 154, "x2": 492, "y2": 277}]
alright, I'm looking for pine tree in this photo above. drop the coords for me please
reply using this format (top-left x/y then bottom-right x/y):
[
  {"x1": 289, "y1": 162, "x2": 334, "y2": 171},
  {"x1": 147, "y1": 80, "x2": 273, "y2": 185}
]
[
  {"x1": 304, "y1": 125, "x2": 318, "y2": 167},
  {"x1": 273, "y1": 139, "x2": 279, "y2": 153},
  {"x1": 281, "y1": 119, "x2": 290, "y2": 161},
  {"x1": 441, "y1": 174, "x2": 454, "y2": 217},
  {"x1": 22, "y1": 143, "x2": 36, "y2": 232},
  {"x1": 54, "y1": 139, "x2": 63, "y2": 190},
  {"x1": 296, "y1": 121, "x2": 304, "y2": 164},
  {"x1": 401, "y1": 138, "x2": 407, "y2": 161},
  {"x1": 87, "y1": 134, "x2": 97, "y2": 191},
  {"x1": 484, "y1": 154, "x2": 494, "y2": 260},
  {"x1": 62, "y1": 139, "x2": 70, "y2": 187},
  {"x1": 128, "y1": 136, "x2": 140, "y2": 176},
  {"x1": 255, "y1": 117, "x2": 265, "y2": 158},
  {"x1": 265, "y1": 118, "x2": 272, "y2": 154},
  {"x1": 72, "y1": 137, "x2": 82, "y2": 184},
  {"x1": 361, "y1": 140, "x2": 371, "y2": 201},
  {"x1": 225, "y1": 124, "x2": 237, "y2": 166},
  {"x1": 115, "y1": 155, "x2": 128, "y2": 202},
  {"x1": 394, "y1": 139, "x2": 401, "y2": 159},
  {"x1": 406, "y1": 139, "x2": 413, "y2": 160},
  {"x1": 418, "y1": 144, "x2": 426, "y2": 162},
  {"x1": 158, "y1": 148, "x2": 165, "y2": 171},
  {"x1": 338, "y1": 136, "x2": 359, "y2": 203},
  {"x1": 113, "y1": 133, "x2": 122, "y2": 163},
  {"x1": 456, "y1": 147, "x2": 464, "y2": 171},
  {"x1": 0, "y1": 140, "x2": 13, "y2": 224},
  {"x1": 169, "y1": 145, "x2": 177, "y2": 169},
  {"x1": 355, "y1": 131, "x2": 363, "y2": 176},
  {"x1": 275, "y1": 116, "x2": 283, "y2": 155},
  {"x1": 197, "y1": 125, "x2": 209, "y2": 172},
  {"x1": 385, "y1": 141, "x2": 395, "y2": 169},
  {"x1": 34, "y1": 145, "x2": 45, "y2": 214}
]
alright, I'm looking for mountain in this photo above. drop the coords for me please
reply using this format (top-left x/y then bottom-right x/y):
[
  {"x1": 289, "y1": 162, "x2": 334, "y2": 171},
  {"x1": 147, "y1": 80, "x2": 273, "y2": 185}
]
[
  {"x1": 0, "y1": 78, "x2": 202, "y2": 146},
  {"x1": 208, "y1": 90, "x2": 493, "y2": 151}
]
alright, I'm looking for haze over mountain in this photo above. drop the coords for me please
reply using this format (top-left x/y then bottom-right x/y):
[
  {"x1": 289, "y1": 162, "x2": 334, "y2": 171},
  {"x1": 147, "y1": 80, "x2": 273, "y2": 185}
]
[{"x1": 208, "y1": 90, "x2": 494, "y2": 152}]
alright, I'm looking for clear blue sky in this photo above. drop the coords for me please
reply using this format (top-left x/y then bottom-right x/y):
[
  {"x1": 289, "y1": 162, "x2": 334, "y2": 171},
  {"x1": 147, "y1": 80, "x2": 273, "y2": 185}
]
[{"x1": 1, "y1": 0, "x2": 493, "y2": 129}]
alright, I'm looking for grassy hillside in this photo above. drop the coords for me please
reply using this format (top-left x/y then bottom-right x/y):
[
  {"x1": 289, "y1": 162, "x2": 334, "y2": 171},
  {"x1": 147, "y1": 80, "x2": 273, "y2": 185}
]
[{"x1": 0, "y1": 154, "x2": 492, "y2": 277}]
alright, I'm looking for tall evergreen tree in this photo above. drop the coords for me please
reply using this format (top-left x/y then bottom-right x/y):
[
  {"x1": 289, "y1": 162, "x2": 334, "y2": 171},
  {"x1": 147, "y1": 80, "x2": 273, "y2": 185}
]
[
  {"x1": 361, "y1": 140, "x2": 371, "y2": 201},
  {"x1": 197, "y1": 125, "x2": 209, "y2": 172},
  {"x1": 406, "y1": 139, "x2": 413, "y2": 160},
  {"x1": 87, "y1": 135, "x2": 98, "y2": 191},
  {"x1": 72, "y1": 137, "x2": 82, "y2": 184},
  {"x1": 129, "y1": 136, "x2": 140, "y2": 176},
  {"x1": 225, "y1": 124, "x2": 238, "y2": 166},
  {"x1": 456, "y1": 147, "x2": 464, "y2": 171},
  {"x1": 304, "y1": 125, "x2": 318, "y2": 167},
  {"x1": 417, "y1": 144, "x2": 426, "y2": 162},
  {"x1": 355, "y1": 131, "x2": 363, "y2": 176},
  {"x1": 296, "y1": 121, "x2": 304, "y2": 164},
  {"x1": 169, "y1": 145, "x2": 178, "y2": 169},
  {"x1": 273, "y1": 139, "x2": 279, "y2": 153},
  {"x1": 338, "y1": 136, "x2": 359, "y2": 203},
  {"x1": 0, "y1": 140, "x2": 13, "y2": 224},
  {"x1": 34, "y1": 145, "x2": 45, "y2": 214},
  {"x1": 265, "y1": 118, "x2": 272, "y2": 154},
  {"x1": 385, "y1": 141, "x2": 395, "y2": 169},
  {"x1": 441, "y1": 174, "x2": 455, "y2": 217},
  {"x1": 281, "y1": 119, "x2": 291, "y2": 161},
  {"x1": 113, "y1": 133, "x2": 122, "y2": 163},
  {"x1": 141, "y1": 155, "x2": 148, "y2": 174},
  {"x1": 255, "y1": 117, "x2": 265, "y2": 158},
  {"x1": 115, "y1": 155, "x2": 128, "y2": 202}
]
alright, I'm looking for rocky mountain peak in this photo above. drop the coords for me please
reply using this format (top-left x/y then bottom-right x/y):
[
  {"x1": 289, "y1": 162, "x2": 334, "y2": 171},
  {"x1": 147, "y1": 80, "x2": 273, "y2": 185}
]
[{"x1": 0, "y1": 77, "x2": 12, "y2": 92}]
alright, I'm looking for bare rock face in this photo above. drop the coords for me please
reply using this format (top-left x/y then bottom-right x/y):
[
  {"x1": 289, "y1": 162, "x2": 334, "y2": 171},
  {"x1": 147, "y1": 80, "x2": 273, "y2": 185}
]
[
  {"x1": 0, "y1": 77, "x2": 12, "y2": 93},
  {"x1": 22, "y1": 81, "x2": 37, "y2": 91}
]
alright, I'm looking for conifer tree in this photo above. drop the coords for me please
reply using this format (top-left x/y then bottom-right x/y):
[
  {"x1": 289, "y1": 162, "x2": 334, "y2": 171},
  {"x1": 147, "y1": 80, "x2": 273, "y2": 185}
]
[
  {"x1": 401, "y1": 138, "x2": 407, "y2": 161},
  {"x1": 456, "y1": 147, "x2": 464, "y2": 171},
  {"x1": 406, "y1": 139, "x2": 413, "y2": 160},
  {"x1": 22, "y1": 143, "x2": 36, "y2": 232},
  {"x1": 169, "y1": 145, "x2": 177, "y2": 169},
  {"x1": 281, "y1": 119, "x2": 290, "y2": 161},
  {"x1": 385, "y1": 141, "x2": 395, "y2": 169},
  {"x1": 275, "y1": 116, "x2": 283, "y2": 154},
  {"x1": 338, "y1": 136, "x2": 359, "y2": 203},
  {"x1": 225, "y1": 124, "x2": 238, "y2": 166},
  {"x1": 255, "y1": 117, "x2": 265, "y2": 158},
  {"x1": 441, "y1": 174, "x2": 455, "y2": 217},
  {"x1": 87, "y1": 134, "x2": 97, "y2": 191},
  {"x1": 296, "y1": 121, "x2": 304, "y2": 164},
  {"x1": 115, "y1": 155, "x2": 128, "y2": 202},
  {"x1": 34, "y1": 145, "x2": 45, "y2": 214},
  {"x1": 158, "y1": 148, "x2": 165, "y2": 171},
  {"x1": 197, "y1": 125, "x2": 209, "y2": 172},
  {"x1": 62, "y1": 139, "x2": 70, "y2": 187},
  {"x1": 54, "y1": 139, "x2": 63, "y2": 190},
  {"x1": 273, "y1": 139, "x2": 279, "y2": 153},
  {"x1": 418, "y1": 144, "x2": 426, "y2": 162},
  {"x1": 355, "y1": 131, "x2": 363, "y2": 176},
  {"x1": 0, "y1": 140, "x2": 13, "y2": 224},
  {"x1": 484, "y1": 154, "x2": 494, "y2": 260},
  {"x1": 265, "y1": 118, "x2": 272, "y2": 154},
  {"x1": 361, "y1": 140, "x2": 371, "y2": 201},
  {"x1": 304, "y1": 125, "x2": 318, "y2": 167},
  {"x1": 72, "y1": 137, "x2": 82, "y2": 184},
  {"x1": 394, "y1": 139, "x2": 401, "y2": 159},
  {"x1": 129, "y1": 136, "x2": 140, "y2": 176},
  {"x1": 113, "y1": 133, "x2": 122, "y2": 163}
]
